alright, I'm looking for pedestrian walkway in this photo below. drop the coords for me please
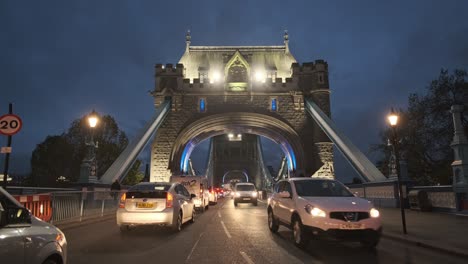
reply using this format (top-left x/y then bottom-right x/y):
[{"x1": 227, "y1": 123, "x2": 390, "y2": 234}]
[{"x1": 379, "y1": 207, "x2": 468, "y2": 258}]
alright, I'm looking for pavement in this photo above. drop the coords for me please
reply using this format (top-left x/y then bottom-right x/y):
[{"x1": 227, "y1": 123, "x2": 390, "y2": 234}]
[{"x1": 378, "y1": 207, "x2": 468, "y2": 258}]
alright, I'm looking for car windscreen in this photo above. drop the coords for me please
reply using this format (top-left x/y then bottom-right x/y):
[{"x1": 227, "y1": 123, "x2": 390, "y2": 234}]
[
  {"x1": 236, "y1": 185, "x2": 255, "y2": 191},
  {"x1": 293, "y1": 180, "x2": 353, "y2": 197},
  {"x1": 126, "y1": 184, "x2": 171, "y2": 198}
]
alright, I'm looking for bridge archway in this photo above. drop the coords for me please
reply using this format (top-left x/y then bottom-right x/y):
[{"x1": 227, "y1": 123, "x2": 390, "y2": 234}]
[
  {"x1": 222, "y1": 170, "x2": 249, "y2": 183},
  {"x1": 169, "y1": 112, "x2": 304, "y2": 175}
]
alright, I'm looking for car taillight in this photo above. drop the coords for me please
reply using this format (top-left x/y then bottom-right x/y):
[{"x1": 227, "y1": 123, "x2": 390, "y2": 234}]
[
  {"x1": 166, "y1": 192, "x2": 173, "y2": 208},
  {"x1": 119, "y1": 193, "x2": 126, "y2": 208}
]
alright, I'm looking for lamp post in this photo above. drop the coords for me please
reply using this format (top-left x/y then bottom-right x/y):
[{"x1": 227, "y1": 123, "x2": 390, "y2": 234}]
[
  {"x1": 79, "y1": 110, "x2": 99, "y2": 183},
  {"x1": 387, "y1": 108, "x2": 407, "y2": 234}
]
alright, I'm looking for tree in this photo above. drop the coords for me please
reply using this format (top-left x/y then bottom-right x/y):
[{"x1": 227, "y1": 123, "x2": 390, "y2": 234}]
[
  {"x1": 122, "y1": 159, "x2": 144, "y2": 186},
  {"x1": 31, "y1": 135, "x2": 74, "y2": 186},
  {"x1": 373, "y1": 69, "x2": 468, "y2": 185},
  {"x1": 31, "y1": 113, "x2": 143, "y2": 186}
]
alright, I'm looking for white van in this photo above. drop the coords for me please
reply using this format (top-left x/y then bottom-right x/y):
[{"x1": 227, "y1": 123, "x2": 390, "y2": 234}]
[{"x1": 170, "y1": 176, "x2": 210, "y2": 212}]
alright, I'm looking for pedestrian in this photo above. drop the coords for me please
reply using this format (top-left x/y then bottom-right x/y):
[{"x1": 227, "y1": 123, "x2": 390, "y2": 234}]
[{"x1": 111, "y1": 180, "x2": 121, "y2": 200}]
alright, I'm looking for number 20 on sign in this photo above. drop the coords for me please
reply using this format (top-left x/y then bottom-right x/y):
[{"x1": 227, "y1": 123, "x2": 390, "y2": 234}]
[{"x1": 0, "y1": 114, "x2": 23, "y2": 136}]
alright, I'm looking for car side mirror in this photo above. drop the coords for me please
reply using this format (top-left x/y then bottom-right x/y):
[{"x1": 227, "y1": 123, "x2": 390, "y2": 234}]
[
  {"x1": 190, "y1": 194, "x2": 197, "y2": 199},
  {"x1": 7, "y1": 207, "x2": 31, "y2": 225},
  {"x1": 279, "y1": 191, "x2": 291, "y2": 198}
]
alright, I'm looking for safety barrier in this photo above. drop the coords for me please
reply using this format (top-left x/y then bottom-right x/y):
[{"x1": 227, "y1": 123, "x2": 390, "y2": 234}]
[
  {"x1": 12, "y1": 191, "x2": 122, "y2": 224},
  {"x1": 13, "y1": 194, "x2": 52, "y2": 222},
  {"x1": 49, "y1": 191, "x2": 122, "y2": 224}
]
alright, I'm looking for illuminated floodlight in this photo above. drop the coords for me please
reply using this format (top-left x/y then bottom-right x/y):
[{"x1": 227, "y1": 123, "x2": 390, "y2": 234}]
[
  {"x1": 228, "y1": 133, "x2": 234, "y2": 138},
  {"x1": 211, "y1": 71, "x2": 221, "y2": 83},
  {"x1": 254, "y1": 71, "x2": 266, "y2": 82}
]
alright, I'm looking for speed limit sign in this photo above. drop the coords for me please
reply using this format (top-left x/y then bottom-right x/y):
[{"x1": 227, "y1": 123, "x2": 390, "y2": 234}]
[{"x1": 0, "y1": 114, "x2": 23, "y2": 136}]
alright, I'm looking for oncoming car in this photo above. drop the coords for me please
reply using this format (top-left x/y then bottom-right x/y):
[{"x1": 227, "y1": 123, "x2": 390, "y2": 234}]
[
  {"x1": 233, "y1": 183, "x2": 258, "y2": 206},
  {"x1": 117, "y1": 182, "x2": 196, "y2": 232},
  {"x1": 267, "y1": 178, "x2": 382, "y2": 249},
  {"x1": 0, "y1": 187, "x2": 67, "y2": 264}
]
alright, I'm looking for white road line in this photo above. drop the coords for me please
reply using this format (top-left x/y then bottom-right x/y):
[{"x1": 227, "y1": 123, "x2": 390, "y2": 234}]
[
  {"x1": 185, "y1": 232, "x2": 204, "y2": 262},
  {"x1": 220, "y1": 221, "x2": 232, "y2": 238},
  {"x1": 240, "y1": 251, "x2": 255, "y2": 264},
  {"x1": 218, "y1": 211, "x2": 221, "y2": 218},
  {"x1": 257, "y1": 199, "x2": 266, "y2": 204}
]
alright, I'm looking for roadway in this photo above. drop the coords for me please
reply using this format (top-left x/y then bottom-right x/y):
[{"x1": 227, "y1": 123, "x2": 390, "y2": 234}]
[{"x1": 64, "y1": 198, "x2": 467, "y2": 264}]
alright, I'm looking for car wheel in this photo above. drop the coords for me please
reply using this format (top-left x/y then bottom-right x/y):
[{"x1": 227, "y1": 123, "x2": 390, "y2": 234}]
[
  {"x1": 234, "y1": 201, "x2": 238, "y2": 207},
  {"x1": 292, "y1": 217, "x2": 309, "y2": 249},
  {"x1": 268, "y1": 209, "x2": 279, "y2": 233},
  {"x1": 253, "y1": 201, "x2": 258, "y2": 206},
  {"x1": 189, "y1": 207, "x2": 195, "y2": 224},
  {"x1": 172, "y1": 212, "x2": 183, "y2": 232}
]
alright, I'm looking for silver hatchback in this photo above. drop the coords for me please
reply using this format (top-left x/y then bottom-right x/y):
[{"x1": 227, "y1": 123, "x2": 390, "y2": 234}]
[
  {"x1": 0, "y1": 187, "x2": 67, "y2": 264},
  {"x1": 117, "y1": 182, "x2": 196, "y2": 232}
]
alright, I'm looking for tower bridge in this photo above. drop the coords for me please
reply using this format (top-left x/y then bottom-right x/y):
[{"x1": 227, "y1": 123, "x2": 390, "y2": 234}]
[{"x1": 100, "y1": 32, "x2": 386, "y2": 186}]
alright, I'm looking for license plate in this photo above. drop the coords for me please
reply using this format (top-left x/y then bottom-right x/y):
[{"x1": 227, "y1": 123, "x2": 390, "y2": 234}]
[
  {"x1": 136, "y1": 202, "x2": 154, "y2": 208},
  {"x1": 340, "y1": 223, "x2": 363, "y2": 230},
  {"x1": 242, "y1": 198, "x2": 250, "y2": 201}
]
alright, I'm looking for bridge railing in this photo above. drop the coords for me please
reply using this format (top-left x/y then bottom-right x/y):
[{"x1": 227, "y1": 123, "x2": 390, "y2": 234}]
[{"x1": 48, "y1": 191, "x2": 122, "y2": 224}]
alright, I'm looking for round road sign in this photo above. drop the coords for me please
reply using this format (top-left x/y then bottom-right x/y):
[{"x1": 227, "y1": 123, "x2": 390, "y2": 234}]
[{"x1": 0, "y1": 114, "x2": 23, "y2": 136}]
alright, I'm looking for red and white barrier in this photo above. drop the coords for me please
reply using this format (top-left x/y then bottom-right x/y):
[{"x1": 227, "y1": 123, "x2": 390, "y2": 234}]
[{"x1": 13, "y1": 194, "x2": 52, "y2": 222}]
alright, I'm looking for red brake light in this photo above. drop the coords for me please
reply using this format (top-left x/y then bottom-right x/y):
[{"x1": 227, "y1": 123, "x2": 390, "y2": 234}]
[
  {"x1": 119, "y1": 193, "x2": 126, "y2": 208},
  {"x1": 166, "y1": 192, "x2": 173, "y2": 208}
]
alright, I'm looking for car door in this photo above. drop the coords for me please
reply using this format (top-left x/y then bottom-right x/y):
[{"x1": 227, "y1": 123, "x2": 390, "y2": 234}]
[
  {"x1": 273, "y1": 181, "x2": 287, "y2": 222},
  {"x1": 0, "y1": 203, "x2": 25, "y2": 264},
  {"x1": 278, "y1": 182, "x2": 295, "y2": 225},
  {"x1": 174, "y1": 185, "x2": 190, "y2": 222},
  {"x1": 181, "y1": 186, "x2": 194, "y2": 220},
  {"x1": 276, "y1": 182, "x2": 294, "y2": 224}
]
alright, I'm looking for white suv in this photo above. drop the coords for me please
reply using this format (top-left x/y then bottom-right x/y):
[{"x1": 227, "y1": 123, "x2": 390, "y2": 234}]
[{"x1": 267, "y1": 178, "x2": 382, "y2": 249}]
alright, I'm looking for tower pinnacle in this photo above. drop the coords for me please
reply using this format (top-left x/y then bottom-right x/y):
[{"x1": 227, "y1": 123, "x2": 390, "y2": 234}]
[
  {"x1": 186, "y1": 30, "x2": 191, "y2": 53},
  {"x1": 284, "y1": 30, "x2": 289, "y2": 53}
]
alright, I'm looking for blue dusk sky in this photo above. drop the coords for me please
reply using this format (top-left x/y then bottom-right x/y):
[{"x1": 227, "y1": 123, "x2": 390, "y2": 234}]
[{"x1": 1, "y1": 0, "x2": 467, "y2": 182}]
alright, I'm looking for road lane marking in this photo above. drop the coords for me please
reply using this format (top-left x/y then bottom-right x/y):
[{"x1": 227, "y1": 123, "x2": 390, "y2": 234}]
[
  {"x1": 220, "y1": 221, "x2": 232, "y2": 238},
  {"x1": 185, "y1": 232, "x2": 204, "y2": 262},
  {"x1": 240, "y1": 251, "x2": 255, "y2": 264},
  {"x1": 218, "y1": 212, "x2": 221, "y2": 218}
]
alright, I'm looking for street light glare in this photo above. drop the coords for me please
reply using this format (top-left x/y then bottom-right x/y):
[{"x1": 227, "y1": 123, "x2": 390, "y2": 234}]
[
  {"x1": 88, "y1": 110, "x2": 99, "y2": 128},
  {"x1": 228, "y1": 133, "x2": 234, "y2": 138},
  {"x1": 388, "y1": 114, "x2": 398, "y2": 126}
]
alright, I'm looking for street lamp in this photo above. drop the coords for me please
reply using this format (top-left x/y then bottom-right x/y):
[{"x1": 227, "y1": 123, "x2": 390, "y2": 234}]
[
  {"x1": 387, "y1": 108, "x2": 408, "y2": 234},
  {"x1": 79, "y1": 110, "x2": 99, "y2": 183}
]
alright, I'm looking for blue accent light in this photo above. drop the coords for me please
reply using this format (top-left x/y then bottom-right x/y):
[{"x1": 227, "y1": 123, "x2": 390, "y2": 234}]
[
  {"x1": 199, "y1": 98, "x2": 206, "y2": 112},
  {"x1": 180, "y1": 147, "x2": 189, "y2": 172},
  {"x1": 271, "y1": 98, "x2": 277, "y2": 111}
]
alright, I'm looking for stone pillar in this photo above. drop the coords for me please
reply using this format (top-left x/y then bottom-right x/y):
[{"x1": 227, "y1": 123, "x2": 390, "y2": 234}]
[
  {"x1": 311, "y1": 142, "x2": 335, "y2": 179},
  {"x1": 450, "y1": 105, "x2": 468, "y2": 195}
]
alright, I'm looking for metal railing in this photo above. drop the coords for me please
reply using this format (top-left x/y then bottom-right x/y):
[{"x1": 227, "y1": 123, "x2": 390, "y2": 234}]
[{"x1": 49, "y1": 191, "x2": 122, "y2": 224}]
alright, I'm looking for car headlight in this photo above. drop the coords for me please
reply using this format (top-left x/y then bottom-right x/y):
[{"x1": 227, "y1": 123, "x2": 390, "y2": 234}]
[
  {"x1": 370, "y1": 208, "x2": 380, "y2": 218},
  {"x1": 252, "y1": 191, "x2": 258, "y2": 197},
  {"x1": 305, "y1": 205, "x2": 326, "y2": 217},
  {"x1": 235, "y1": 192, "x2": 240, "y2": 197}
]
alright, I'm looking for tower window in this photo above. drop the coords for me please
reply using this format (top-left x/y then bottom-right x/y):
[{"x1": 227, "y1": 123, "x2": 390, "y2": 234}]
[
  {"x1": 318, "y1": 72, "x2": 325, "y2": 84},
  {"x1": 271, "y1": 98, "x2": 278, "y2": 111},
  {"x1": 199, "y1": 98, "x2": 206, "y2": 113}
]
